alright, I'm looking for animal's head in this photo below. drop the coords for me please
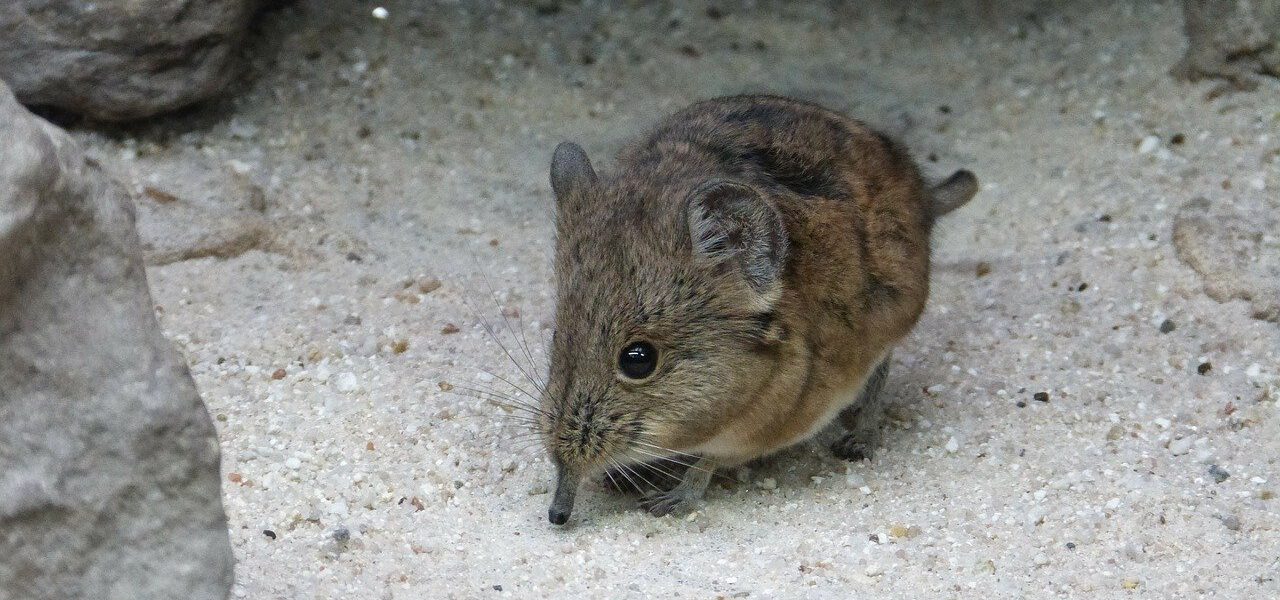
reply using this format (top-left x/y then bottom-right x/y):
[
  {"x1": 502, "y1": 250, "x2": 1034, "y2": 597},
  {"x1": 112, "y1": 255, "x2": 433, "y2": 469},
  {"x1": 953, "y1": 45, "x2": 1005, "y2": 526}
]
[{"x1": 539, "y1": 142, "x2": 789, "y2": 524}]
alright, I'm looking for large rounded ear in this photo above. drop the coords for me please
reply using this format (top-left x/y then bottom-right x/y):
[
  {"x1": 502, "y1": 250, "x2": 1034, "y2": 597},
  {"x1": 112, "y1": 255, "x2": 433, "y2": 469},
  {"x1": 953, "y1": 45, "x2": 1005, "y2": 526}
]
[
  {"x1": 549, "y1": 142, "x2": 597, "y2": 217},
  {"x1": 686, "y1": 180, "x2": 788, "y2": 307}
]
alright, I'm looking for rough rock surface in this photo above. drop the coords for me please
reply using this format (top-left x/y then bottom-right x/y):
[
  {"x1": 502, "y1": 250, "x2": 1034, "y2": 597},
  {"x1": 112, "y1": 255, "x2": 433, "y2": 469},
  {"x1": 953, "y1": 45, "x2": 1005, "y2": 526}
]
[
  {"x1": 0, "y1": 0, "x2": 258, "y2": 121},
  {"x1": 1175, "y1": 0, "x2": 1280, "y2": 87},
  {"x1": 1174, "y1": 197, "x2": 1280, "y2": 322},
  {"x1": 0, "y1": 82, "x2": 232, "y2": 600}
]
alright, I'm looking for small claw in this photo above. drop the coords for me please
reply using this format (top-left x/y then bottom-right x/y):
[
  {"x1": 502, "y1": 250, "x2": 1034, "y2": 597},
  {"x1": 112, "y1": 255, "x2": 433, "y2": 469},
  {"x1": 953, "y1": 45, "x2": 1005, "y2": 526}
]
[
  {"x1": 638, "y1": 490, "x2": 695, "y2": 517},
  {"x1": 831, "y1": 434, "x2": 873, "y2": 462}
]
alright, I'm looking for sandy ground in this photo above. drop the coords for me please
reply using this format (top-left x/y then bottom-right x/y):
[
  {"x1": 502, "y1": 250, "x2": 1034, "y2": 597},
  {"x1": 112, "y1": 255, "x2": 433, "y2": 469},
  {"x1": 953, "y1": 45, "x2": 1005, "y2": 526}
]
[{"x1": 67, "y1": 1, "x2": 1278, "y2": 598}]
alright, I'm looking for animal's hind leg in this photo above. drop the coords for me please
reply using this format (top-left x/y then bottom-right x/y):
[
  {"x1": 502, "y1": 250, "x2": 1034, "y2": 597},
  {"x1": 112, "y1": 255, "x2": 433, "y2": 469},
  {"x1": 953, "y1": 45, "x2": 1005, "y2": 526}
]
[{"x1": 831, "y1": 354, "x2": 891, "y2": 461}]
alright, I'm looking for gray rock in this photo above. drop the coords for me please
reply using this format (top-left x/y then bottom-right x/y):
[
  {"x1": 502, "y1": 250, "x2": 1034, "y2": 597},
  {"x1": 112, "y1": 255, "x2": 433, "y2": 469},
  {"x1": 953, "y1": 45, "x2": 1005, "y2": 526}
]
[
  {"x1": 1174, "y1": 0, "x2": 1280, "y2": 88},
  {"x1": 0, "y1": 0, "x2": 259, "y2": 121},
  {"x1": 0, "y1": 81, "x2": 232, "y2": 599},
  {"x1": 1173, "y1": 197, "x2": 1280, "y2": 323}
]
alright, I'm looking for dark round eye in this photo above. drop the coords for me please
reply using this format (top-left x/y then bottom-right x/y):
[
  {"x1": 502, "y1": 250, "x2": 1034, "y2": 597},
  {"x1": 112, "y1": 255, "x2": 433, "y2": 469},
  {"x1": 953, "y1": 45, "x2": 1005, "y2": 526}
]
[{"x1": 618, "y1": 341, "x2": 658, "y2": 380}]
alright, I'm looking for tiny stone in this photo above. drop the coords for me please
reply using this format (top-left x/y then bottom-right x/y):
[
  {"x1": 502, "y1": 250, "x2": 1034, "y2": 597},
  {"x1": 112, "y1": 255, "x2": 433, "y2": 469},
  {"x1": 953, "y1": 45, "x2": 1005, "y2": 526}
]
[
  {"x1": 1033, "y1": 391, "x2": 1050, "y2": 402},
  {"x1": 1159, "y1": 319, "x2": 1175, "y2": 333},
  {"x1": 1065, "y1": 542, "x2": 1076, "y2": 550},
  {"x1": 418, "y1": 278, "x2": 442, "y2": 294},
  {"x1": 227, "y1": 472, "x2": 242, "y2": 483},
  {"x1": 262, "y1": 530, "x2": 276, "y2": 540},
  {"x1": 944, "y1": 437, "x2": 959, "y2": 453},
  {"x1": 271, "y1": 368, "x2": 287, "y2": 380},
  {"x1": 1122, "y1": 579, "x2": 1140, "y2": 590},
  {"x1": 335, "y1": 372, "x2": 359, "y2": 393},
  {"x1": 864, "y1": 564, "x2": 884, "y2": 577},
  {"x1": 1033, "y1": 553, "x2": 1050, "y2": 566},
  {"x1": 437, "y1": 381, "x2": 454, "y2": 391},
  {"x1": 975, "y1": 261, "x2": 991, "y2": 277},
  {"x1": 392, "y1": 339, "x2": 410, "y2": 354},
  {"x1": 1016, "y1": 400, "x2": 1027, "y2": 408},
  {"x1": 1197, "y1": 362, "x2": 1212, "y2": 375},
  {"x1": 1208, "y1": 465, "x2": 1230, "y2": 483},
  {"x1": 285, "y1": 457, "x2": 301, "y2": 470},
  {"x1": 1137, "y1": 135, "x2": 1159, "y2": 154},
  {"x1": 372, "y1": 6, "x2": 388, "y2": 19},
  {"x1": 492, "y1": 585, "x2": 503, "y2": 592},
  {"x1": 332, "y1": 527, "x2": 351, "y2": 542},
  {"x1": 1218, "y1": 515, "x2": 1241, "y2": 531},
  {"x1": 441, "y1": 323, "x2": 461, "y2": 334},
  {"x1": 757, "y1": 477, "x2": 777, "y2": 490}
]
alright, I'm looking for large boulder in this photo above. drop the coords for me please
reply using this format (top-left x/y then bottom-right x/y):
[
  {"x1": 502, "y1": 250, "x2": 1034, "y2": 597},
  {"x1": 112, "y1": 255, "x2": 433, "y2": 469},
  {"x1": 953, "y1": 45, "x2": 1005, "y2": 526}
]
[
  {"x1": 1174, "y1": 0, "x2": 1280, "y2": 88},
  {"x1": 0, "y1": 81, "x2": 233, "y2": 599},
  {"x1": 0, "y1": 0, "x2": 258, "y2": 121}
]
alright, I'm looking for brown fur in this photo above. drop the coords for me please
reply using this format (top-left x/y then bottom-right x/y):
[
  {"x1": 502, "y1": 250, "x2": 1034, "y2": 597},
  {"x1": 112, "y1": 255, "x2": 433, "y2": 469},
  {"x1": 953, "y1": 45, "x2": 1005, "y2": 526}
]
[{"x1": 541, "y1": 95, "x2": 977, "y2": 523}]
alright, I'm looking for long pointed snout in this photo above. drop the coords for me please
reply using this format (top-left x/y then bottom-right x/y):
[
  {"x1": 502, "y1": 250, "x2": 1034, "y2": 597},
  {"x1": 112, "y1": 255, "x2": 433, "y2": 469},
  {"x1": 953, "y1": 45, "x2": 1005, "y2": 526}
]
[{"x1": 548, "y1": 464, "x2": 581, "y2": 525}]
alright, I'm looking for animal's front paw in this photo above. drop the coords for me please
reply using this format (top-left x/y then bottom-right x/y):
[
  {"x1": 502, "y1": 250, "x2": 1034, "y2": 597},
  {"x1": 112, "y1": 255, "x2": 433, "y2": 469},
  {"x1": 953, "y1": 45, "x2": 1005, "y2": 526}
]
[
  {"x1": 638, "y1": 489, "x2": 699, "y2": 517},
  {"x1": 831, "y1": 432, "x2": 874, "y2": 462}
]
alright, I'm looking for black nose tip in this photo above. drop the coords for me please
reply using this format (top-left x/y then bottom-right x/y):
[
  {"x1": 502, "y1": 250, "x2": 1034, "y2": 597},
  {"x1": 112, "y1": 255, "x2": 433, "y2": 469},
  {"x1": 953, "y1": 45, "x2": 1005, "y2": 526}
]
[{"x1": 548, "y1": 508, "x2": 570, "y2": 525}]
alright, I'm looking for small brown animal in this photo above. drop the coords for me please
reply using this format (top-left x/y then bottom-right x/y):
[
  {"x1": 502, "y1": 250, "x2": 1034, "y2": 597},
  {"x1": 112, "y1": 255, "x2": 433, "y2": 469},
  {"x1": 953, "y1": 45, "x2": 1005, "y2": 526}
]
[{"x1": 540, "y1": 95, "x2": 977, "y2": 524}]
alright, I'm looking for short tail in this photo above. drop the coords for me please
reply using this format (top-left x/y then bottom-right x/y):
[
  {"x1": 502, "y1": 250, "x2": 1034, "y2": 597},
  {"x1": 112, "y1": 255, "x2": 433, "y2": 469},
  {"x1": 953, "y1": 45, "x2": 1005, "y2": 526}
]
[{"x1": 930, "y1": 169, "x2": 979, "y2": 219}]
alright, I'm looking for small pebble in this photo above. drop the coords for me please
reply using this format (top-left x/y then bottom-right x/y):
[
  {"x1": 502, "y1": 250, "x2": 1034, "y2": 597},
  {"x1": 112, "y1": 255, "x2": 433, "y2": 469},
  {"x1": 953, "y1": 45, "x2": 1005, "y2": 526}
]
[
  {"x1": 1033, "y1": 391, "x2": 1049, "y2": 403},
  {"x1": 757, "y1": 477, "x2": 777, "y2": 490},
  {"x1": 1033, "y1": 553, "x2": 1050, "y2": 566},
  {"x1": 1137, "y1": 135, "x2": 1159, "y2": 154},
  {"x1": 335, "y1": 372, "x2": 359, "y2": 393},
  {"x1": 372, "y1": 6, "x2": 388, "y2": 19},
  {"x1": 863, "y1": 564, "x2": 884, "y2": 577},
  {"x1": 441, "y1": 323, "x2": 461, "y2": 334},
  {"x1": 1197, "y1": 362, "x2": 1212, "y2": 375},
  {"x1": 944, "y1": 437, "x2": 959, "y2": 453},
  {"x1": 285, "y1": 457, "x2": 302, "y2": 470},
  {"x1": 1016, "y1": 400, "x2": 1027, "y2": 408},
  {"x1": 262, "y1": 530, "x2": 276, "y2": 540},
  {"x1": 332, "y1": 527, "x2": 351, "y2": 542},
  {"x1": 493, "y1": 585, "x2": 503, "y2": 592},
  {"x1": 1218, "y1": 515, "x2": 1241, "y2": 531},
  {"x1": 1208, "y1": 465, "x2": 1230, "y2": 483},
  {"x1": 418, "y1": 277, "x2": 442, "y2": 294},
  {"x1": 1158, "y1": 319, "x2": 1175, "y2": 333}
]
